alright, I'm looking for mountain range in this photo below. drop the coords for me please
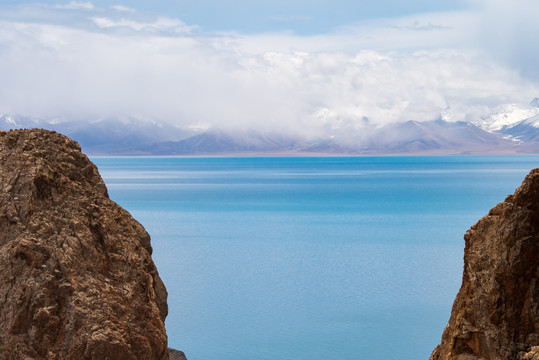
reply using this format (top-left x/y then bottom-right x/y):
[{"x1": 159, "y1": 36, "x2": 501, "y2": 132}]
[{"x1": 2, "y1": 99, "x2": 539, "y2": 155}]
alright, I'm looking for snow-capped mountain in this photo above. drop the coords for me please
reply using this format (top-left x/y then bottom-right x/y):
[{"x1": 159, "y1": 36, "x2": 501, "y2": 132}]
[
  {"x1": 355, "y1": 120, "x2": 512, "y2": 154},
  {"x1": 0, "y1": 115, "x2": 193, "y2": 154},
  {"x1": 0, "y1": 115, "x2": 41, "y2": 129},
  {"x1": 469, "y1": 99, "x2": 539, "y2": 151},
  {"x1": 474, "y1": 99, "x2": 539, "y2": 132},
  {"x1": 3, "y1": 99, "x2": 539, "y2": 155},
  {"x1": 497, "y1": 114, "x2": 539, "y2": 145},
  {"x1": 134, "y1": 119, "x2": 518, "y2": 155}
]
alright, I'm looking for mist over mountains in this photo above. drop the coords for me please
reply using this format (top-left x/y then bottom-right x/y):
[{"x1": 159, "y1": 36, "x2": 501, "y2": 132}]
[{"x1": 2, "y1": 99, "x2": 539, "y2": 155}]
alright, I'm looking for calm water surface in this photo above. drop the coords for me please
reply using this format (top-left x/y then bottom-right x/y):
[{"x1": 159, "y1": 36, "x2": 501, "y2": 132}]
[{"x1": 92, "y1": 156, "x2": 539, "y2": 360}]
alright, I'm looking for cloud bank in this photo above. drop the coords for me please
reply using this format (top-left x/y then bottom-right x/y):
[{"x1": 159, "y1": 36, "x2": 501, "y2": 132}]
[
  {"x1": 471, "y1": 0, "x2": 539, "y2": 81},
  {"x1": 0, "y1": 2, "x2": 537, "y2": 137}
]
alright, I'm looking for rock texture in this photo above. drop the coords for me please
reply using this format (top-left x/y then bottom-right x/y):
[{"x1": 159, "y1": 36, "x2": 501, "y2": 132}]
[
  {"x1": 0, "y1": 129, "x2": 170, "y2": 359},
  {"x1": 167, "y1": 348, "x2": 187, "y2": 360},
  {"x1": 431, "y1": 169, "x2": 539, "y2": 360}
]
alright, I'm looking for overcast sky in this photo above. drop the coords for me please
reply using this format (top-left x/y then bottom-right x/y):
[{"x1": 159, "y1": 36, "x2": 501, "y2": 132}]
[{"x1": 0, "y1": 0, "x2": 538, "y2": 134}]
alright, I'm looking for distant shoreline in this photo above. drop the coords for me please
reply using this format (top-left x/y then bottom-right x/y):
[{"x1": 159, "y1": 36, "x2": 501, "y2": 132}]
[{"x1": 86, "y1": 150, "x2": 539, "y2": 157}]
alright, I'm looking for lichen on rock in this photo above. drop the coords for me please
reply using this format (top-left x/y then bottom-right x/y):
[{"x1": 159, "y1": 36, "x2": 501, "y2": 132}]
[
  {"x1": 0, "y1": 129, "x2": 170, "y2": 359},
  {"x1": 431, "y1": 168, "x2": 539, "y2": 360}
]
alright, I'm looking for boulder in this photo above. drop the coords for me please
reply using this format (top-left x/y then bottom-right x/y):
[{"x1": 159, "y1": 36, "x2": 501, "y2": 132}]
[
  {"x1": 431, "y1": 168, "x2": 539, "y2": 359},
  {"x1": 0, "y1": 129, "x2": 170, "y2": 359}
]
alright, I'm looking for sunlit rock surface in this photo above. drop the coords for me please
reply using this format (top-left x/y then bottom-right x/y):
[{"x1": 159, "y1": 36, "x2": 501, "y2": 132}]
[
  {"x1": 0, "y1": 129, "x2": 172, "y2": 359},
  {"x1": 431, "y1": 169, "x2": 539, "y2": 359}
]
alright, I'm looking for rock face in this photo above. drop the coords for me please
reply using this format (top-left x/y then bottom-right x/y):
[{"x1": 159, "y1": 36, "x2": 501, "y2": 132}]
[
  {"x1": 0, "y1": 129, "x2": 169, "y2": 359},
  {"x1": 431, "y1": 169, "x2": 539, "y2": 360},
  {"x1": 167, "y1": 348, "x2": 187, "y2": 360}
]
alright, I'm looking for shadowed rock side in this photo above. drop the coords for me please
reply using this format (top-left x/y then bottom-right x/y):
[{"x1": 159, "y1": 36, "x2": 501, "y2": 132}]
[
  {"x1": 168, "y1": 348, "x2": 187, "y2": 360},
  {"x1": 0, "y1": 129, "x2": 170, "y2": 359},
  {"x1": 431, "y1": 169, "x2": 539, "y2": 360}
]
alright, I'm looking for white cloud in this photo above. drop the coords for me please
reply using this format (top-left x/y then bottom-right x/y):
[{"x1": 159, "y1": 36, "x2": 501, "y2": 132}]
[
  {"x1": 111, "y1": 5, "x2": 135, "y2": 13},
  {"x1": 55, "y1": 1, "x2": 94, "y2": 11},
  {"x1": 91, "y1": 16, "x2": 196, "y2": 34},
  {"x1": 469, "y1": 0, "x2": 539, "y2": 80},
  {"x1": 225, "y1": 11, "x2": 475, "y2": 55},
  {"x1": 0, "y1": 2, "x2": 537, "y2": 138}
]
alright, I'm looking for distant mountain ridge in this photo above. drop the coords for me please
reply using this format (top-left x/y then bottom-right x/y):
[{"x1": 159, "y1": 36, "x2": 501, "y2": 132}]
[
  {"x1": 2, "y1": 99, "x2": 539, "y2": 155},
  {"x1": 498, "y1": 114, "x2": 539, "y2": 143},
  {"x1": 0, "y1": 115, "x2": 192, "y2": 155},
  {"x1": 138, "y1": 130, "x2": 308, "y2": 155}
]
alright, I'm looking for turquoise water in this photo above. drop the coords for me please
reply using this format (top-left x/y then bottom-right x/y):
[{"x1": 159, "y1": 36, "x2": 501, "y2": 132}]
[{"x1": 92, "y1": 156, "x2": 539, "y2": 360}]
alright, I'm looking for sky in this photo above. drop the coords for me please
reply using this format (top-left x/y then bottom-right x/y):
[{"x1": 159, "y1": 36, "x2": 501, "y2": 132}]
[{"x1": 0, "y1": 0, "x2": 538, "y2": 135}]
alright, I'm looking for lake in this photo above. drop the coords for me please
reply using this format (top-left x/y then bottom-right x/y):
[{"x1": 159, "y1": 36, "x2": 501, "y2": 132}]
[{"x1": 91, "y1": 156, "x2": 539, "y2": 360}]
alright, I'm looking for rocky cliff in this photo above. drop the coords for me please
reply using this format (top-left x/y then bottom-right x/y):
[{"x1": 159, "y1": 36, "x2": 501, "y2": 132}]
[
  {"x1": 0, "y1": 129, "x2": 170, "y2": 359},
  {"x1": 430, "y1": 169, "x2": 539, "y2": 359}
]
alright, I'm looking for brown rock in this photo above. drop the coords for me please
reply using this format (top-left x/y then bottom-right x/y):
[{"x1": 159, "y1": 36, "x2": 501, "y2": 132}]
[
  {"x1": 168, "y1": 348, "x2": 187, "y2": 360},
  {"x1": 0, "y1": 129, "x2": 170, "y2": 359},
  {"x1": 430, "y1": 168, "x2": 539, "y2": 360}
]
